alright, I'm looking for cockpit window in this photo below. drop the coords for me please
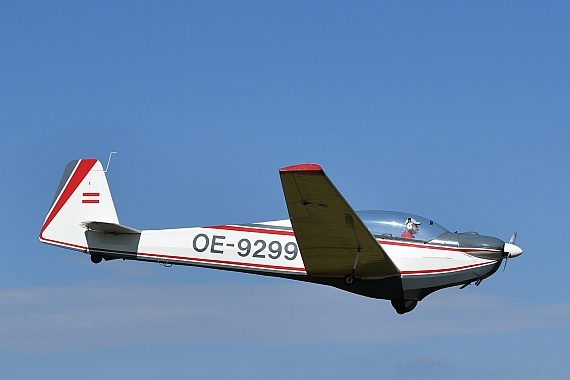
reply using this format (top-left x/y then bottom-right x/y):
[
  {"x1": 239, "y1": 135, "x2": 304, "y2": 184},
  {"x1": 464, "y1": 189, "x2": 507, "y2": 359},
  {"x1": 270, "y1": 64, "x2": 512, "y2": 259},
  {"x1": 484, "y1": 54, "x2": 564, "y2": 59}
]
[{"x1": 356, "y1": 210, "x2": 449, "y2": 242}]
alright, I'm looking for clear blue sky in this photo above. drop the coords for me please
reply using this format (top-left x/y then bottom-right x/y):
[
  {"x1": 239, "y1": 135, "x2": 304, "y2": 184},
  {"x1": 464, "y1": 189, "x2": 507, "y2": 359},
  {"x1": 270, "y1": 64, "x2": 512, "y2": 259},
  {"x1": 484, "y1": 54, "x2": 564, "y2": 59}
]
[{"x1": 1, "y1": 1, "x2": 569, "y2": 379}]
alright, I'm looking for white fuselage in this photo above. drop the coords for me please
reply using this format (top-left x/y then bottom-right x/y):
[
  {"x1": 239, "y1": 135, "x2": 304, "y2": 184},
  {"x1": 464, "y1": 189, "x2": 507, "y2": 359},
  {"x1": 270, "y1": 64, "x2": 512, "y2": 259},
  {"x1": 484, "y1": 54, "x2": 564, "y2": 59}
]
[{"x1": 85, "y1": 219, "x2": 500, "y2": 298}]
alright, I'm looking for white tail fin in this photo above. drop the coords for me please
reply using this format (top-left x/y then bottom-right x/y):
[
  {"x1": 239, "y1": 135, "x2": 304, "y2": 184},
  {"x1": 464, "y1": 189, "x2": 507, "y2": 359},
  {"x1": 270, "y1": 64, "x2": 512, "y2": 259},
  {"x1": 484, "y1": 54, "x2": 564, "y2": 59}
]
[{"x1": 40, "y1": 159, "x2": 119, "y2": 251}]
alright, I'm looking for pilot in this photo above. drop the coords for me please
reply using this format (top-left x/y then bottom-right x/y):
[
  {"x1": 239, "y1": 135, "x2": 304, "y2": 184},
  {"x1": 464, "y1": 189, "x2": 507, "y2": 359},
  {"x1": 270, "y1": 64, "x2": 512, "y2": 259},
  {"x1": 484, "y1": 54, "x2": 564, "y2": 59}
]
[{"x1": 401, "y1": 218, "x2": 421, "y2": 239}]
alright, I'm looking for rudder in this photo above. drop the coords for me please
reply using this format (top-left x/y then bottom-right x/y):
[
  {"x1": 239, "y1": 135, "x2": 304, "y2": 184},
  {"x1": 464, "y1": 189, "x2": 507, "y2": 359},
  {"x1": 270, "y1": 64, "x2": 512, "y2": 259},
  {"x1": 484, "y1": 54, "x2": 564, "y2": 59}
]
[{"x1": 40, "y1": 159, "x2": 119, "y2": 251}]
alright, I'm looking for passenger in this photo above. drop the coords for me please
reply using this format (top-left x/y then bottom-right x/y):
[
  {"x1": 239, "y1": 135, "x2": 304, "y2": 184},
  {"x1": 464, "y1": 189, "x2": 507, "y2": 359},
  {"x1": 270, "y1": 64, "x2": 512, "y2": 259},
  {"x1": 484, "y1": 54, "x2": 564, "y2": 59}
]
[{"x1": 401, "y1": 218, "x2": 421, "y2": 239}]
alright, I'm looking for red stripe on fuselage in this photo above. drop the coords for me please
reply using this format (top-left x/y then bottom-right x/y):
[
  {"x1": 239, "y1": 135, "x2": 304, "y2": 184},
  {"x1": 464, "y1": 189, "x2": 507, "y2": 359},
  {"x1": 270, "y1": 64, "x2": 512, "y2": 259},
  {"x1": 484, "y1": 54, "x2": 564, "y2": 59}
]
[
  {"x1": 205, "y1": 225, "x2": 295, "y2": 236},
  {"x1": 400, "y1": 261, "x2": 497, "y2": 275},
  {"x1": 135, "y1": 252, "x2": 305, "y2": 272},
  {"x1": 378, "y1": 239, "x2": 501, "y2": 254},
  {"x1": 206, "y1": 228, "x2": 498, "y2": 254},
  {"x1": 43, "y1": 238, "x2": 305, "y2": 273}
]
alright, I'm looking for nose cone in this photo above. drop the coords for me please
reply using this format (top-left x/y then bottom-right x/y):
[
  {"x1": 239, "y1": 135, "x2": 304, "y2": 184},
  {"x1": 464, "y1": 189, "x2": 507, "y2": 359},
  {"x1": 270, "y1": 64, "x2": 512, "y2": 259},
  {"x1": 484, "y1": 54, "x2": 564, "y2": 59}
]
[{"x1": 504, "y1": 243, "x2": 523, "y2": 258}]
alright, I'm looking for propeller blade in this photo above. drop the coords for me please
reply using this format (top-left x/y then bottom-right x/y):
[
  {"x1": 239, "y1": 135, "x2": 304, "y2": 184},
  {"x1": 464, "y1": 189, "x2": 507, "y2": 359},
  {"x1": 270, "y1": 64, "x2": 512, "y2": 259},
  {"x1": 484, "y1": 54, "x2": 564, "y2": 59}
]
[{"x1": 509, "y1": 231, "x2": 517, "y2": 245}]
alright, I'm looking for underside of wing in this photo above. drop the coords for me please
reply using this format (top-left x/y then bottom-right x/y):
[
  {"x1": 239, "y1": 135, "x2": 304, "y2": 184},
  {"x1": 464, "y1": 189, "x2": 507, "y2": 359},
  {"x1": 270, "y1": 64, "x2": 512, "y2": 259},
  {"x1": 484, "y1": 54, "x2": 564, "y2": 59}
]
[{"x1": 279, "y1": 164, "x2": 400, "y2": 279}]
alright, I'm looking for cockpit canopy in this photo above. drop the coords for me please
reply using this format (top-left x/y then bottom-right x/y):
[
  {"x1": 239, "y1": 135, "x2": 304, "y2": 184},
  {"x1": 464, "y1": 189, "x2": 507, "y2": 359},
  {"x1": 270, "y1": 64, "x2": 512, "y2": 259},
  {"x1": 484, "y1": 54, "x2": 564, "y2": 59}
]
[
  {"x1": 356, "y1": 210, "x2": 506, "y2": 251},
  {"x1": 356, "y1": 210, "x2": 449, "y2": 242}
]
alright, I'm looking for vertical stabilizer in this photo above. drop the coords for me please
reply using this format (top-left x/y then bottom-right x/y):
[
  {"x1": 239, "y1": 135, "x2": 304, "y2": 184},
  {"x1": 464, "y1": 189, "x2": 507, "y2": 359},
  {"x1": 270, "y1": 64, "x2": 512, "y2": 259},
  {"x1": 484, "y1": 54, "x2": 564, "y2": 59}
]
[{"x1": 39, "y1": 159, "x2": 119, "y2": 251}]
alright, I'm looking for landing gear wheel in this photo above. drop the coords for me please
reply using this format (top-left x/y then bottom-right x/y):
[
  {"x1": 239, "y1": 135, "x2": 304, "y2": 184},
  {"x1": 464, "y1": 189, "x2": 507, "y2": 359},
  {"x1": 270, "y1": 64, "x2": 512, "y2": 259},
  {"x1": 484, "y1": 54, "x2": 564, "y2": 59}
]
[
  {"x1": 344, "y1": 273, "x2": 355, "y2": 286},
  {"x1": 390, "y1": 299, "x2": 418, "y2": 314},
  {"x1": 90, "y1": 254, "x2": 102, "y2": 264}
]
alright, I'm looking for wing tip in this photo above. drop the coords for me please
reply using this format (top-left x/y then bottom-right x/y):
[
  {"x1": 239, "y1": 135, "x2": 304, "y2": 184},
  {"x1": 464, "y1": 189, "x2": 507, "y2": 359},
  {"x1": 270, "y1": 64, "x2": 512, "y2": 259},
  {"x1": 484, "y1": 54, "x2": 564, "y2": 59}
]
[{"x1": 279, "y1": 163, "x2": 322, "y2": 172}]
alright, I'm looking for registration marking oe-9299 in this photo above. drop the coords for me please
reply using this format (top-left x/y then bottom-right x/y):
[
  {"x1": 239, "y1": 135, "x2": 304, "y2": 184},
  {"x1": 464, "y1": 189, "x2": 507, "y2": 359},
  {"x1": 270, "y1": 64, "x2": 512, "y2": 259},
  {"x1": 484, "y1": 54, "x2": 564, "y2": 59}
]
[{"x1": 193, "y1": 225, "x2": 299, "y2": 261}]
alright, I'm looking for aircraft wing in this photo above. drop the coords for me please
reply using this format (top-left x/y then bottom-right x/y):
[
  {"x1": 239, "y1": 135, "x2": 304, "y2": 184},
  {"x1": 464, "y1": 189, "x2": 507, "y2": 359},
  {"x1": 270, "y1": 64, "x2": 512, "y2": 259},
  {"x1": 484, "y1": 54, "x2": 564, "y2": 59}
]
[{"x1": 279, "y1": 164, "x2": 400, "y2": 279}]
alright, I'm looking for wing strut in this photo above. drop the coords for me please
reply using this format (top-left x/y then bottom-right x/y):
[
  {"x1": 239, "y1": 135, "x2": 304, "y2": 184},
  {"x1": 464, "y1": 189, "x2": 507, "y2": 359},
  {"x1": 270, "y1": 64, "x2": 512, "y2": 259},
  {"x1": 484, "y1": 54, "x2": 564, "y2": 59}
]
[{"x1": 344, "y1": 247, "x2": 361, "y2": 285}]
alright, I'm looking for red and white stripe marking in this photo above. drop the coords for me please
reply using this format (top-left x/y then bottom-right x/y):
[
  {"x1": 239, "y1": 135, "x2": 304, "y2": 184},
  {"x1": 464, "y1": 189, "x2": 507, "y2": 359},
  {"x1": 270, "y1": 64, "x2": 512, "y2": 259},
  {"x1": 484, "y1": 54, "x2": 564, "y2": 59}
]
[{"x1": 82, "y1": 192, "x2": 100, "y2": 204}]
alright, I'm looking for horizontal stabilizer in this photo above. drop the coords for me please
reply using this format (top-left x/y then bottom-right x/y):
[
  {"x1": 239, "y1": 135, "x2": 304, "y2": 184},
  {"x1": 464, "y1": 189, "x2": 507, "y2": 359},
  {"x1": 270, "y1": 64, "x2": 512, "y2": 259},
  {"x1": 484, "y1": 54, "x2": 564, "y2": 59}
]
[{"x1": 81, "y1": 221, "x2": 141, "y2": 235}]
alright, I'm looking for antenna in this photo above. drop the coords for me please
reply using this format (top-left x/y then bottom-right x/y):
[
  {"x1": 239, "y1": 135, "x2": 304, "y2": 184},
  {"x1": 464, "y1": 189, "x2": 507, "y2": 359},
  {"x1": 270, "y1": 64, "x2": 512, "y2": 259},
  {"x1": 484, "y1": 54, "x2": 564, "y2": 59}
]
[{"x1": 104, "y1": 152, "x2": 117, "y2": 172}]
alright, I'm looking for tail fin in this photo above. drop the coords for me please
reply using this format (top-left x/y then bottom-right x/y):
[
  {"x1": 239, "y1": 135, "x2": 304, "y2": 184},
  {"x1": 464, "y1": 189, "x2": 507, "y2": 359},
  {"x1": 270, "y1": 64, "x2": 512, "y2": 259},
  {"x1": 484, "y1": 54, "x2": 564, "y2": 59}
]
[{"x1": 40, "y1": 159, "x2": 119, "y2": 251}]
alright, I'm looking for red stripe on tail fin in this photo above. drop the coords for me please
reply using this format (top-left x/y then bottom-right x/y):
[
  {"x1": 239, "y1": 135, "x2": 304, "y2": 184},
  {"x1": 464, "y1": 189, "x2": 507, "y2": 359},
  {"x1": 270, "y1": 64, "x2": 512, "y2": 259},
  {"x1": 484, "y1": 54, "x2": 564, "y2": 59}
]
[{"x1": 40, "y1": 159, "x2": 97, "y2": 236}]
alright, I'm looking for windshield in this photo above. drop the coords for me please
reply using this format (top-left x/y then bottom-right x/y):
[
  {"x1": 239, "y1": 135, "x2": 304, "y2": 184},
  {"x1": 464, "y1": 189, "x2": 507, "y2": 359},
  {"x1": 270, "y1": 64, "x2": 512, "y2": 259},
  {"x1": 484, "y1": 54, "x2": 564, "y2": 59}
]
[{"x1": 356, "y1": 210, "x2": 449, "y2": 242}]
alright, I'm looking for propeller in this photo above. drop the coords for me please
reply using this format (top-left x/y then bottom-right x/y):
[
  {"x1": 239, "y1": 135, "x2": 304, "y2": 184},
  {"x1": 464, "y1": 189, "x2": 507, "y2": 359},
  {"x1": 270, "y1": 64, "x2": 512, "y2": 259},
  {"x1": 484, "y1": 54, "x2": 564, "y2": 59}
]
[{"x1": 503, "y1": 231, "x2": 523, "y2": 271}]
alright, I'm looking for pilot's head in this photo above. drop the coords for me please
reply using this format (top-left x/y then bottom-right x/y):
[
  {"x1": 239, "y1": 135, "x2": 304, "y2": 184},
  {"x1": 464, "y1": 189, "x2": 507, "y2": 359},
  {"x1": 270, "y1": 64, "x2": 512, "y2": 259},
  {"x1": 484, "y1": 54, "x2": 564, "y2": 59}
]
[{"x1": 406, "y1": 218, "x2": 421, "y2": 234}]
